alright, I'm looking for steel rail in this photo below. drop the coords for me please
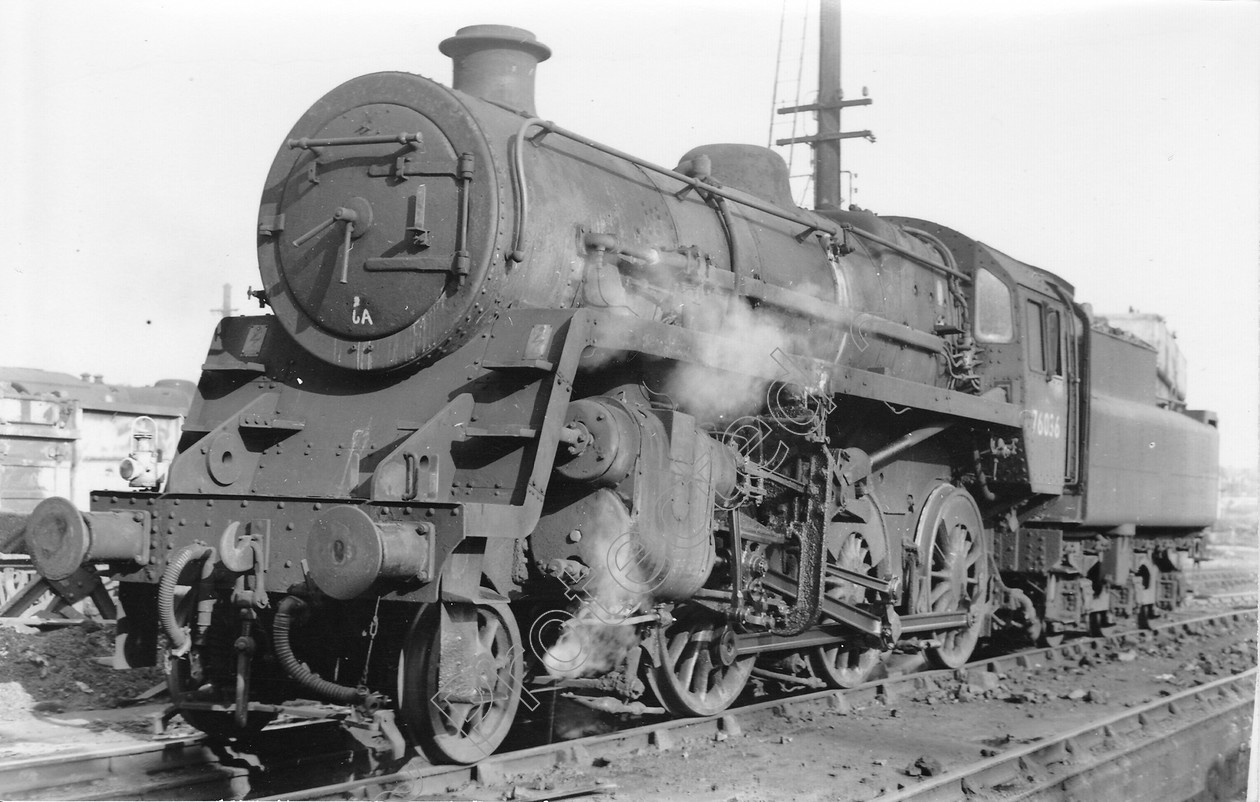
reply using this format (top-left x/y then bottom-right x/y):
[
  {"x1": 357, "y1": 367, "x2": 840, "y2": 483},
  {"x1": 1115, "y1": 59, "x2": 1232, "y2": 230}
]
[
  {"x1": 879, "y1": 668, "x2": 1255, "y2": 802},
  {"x1": 1184, "y1": 569, "x2": 1258, "y2": 594},
  {"x1": 262, "y1": 607, "x2": 1257, "y2": 801},
  {"x1": 0, "y1": 720, "x2": 343, "y2": 802},
  {"x1": 1186, "y1": 589, "x2": 1259, "y2": 608},
  {"x1": 0, "y1": 732, "x2": 213, "y2": 800},
  {"x1": 1, "y1": 608, "x2": 1251, "y2": 801}
]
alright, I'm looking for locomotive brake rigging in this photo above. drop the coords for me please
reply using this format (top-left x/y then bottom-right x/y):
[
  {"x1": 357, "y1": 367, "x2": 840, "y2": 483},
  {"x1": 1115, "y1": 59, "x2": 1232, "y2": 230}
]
[{"x1": 23, "y1": 24, "x2": 1218, "y2": 765}]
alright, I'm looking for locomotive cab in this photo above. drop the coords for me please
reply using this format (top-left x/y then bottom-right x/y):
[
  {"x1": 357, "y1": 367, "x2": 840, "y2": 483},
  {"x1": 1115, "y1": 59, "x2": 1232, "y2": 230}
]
[{"x1": 976, "y1": 250, "x2": 1078, "y2": 495}]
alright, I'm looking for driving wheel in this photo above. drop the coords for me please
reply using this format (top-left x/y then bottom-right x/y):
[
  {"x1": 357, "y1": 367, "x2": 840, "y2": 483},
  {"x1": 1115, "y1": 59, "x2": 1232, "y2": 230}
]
[
  {"x1": 648, "y1": 606, "x2": 754, "y2": 717},
  {"x1": 810, "y1": 530, "x2": 882, "y2": 687},
  {"x1": 916, "y1": 485, "x2": 990, "y2": 669}
]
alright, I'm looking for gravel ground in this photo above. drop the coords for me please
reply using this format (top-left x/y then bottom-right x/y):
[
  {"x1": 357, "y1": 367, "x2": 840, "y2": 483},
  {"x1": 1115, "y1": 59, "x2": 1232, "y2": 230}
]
[
  {"x1": 479, "y1": 616, "x2": 1257, "y2": 802},
  {"x1": 0, "y1": 621, "x2": 164, "y2": 717},
  {"x1": 0, "y1": 607, "x2": 1251, "y2": 799},
  {"x1": 0, "y1": 621, "x2": 167, "y2": 760}
]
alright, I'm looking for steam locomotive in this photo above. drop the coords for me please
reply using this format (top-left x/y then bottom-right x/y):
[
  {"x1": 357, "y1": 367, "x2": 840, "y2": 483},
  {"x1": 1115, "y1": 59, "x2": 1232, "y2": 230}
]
[{"x1": 24, "y1": 25, "x2": 1218, "y2": 764}]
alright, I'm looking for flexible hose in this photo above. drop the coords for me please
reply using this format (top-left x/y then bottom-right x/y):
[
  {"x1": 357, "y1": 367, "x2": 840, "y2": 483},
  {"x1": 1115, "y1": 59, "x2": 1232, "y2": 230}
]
[
  {"x1": 273, "y1": 596, "x2": 365, "y2": 704},
  {"x1": 158, "y1": 543, "x2": 213, "y2": 650},
  {"x1": 971, "y1": 449, "x2": 997, "y2": 502}
]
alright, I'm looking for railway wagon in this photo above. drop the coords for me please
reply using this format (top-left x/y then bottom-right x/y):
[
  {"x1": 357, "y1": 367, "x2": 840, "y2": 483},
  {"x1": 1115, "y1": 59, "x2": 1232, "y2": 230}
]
[
  {"x1": 0, "y1": 368, "x2": 192, "y2": 617},
  {"x1": 23, "y1": 25, "x2": 1217, "y2": 763}
]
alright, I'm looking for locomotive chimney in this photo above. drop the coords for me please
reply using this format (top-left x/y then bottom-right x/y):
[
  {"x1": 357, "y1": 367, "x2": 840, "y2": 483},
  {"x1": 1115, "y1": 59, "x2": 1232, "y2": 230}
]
[{"x1": 439, "y1": 24, "x2": 551, "y2": 116}]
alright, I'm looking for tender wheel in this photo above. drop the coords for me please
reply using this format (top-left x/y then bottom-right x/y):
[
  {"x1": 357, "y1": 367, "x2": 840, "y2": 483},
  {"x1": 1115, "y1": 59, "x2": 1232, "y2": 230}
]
[
  {"x1": 916, "y1": 486, "x2": 990, "y2": 670},
  {"x1": 397, "y1": 603, "x2": 523, "y2": 765},
  {"x1": 1132, "y1": 564, "x2": 1161, "y2": 628},
  {"x1": 1088, "y1": 610, "x2": 1116, "y2": 637},
  {"x1": 648, "y1": 607, "x2": 753, "y2": 717},
  {"x1": 810, "y1": 531, "x2": 881, "y2": 688}
]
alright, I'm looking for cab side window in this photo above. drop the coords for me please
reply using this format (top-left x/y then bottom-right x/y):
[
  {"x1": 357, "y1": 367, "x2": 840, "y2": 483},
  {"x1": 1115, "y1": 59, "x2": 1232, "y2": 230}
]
[
  {"x1": 1045, "y1": 309, "x2": 1062, "y2": 375},
  {"x1": 1026, "y1": 300, "x2": 1045, "y2": 373},
  {"x1": 1025, "y1": 300, "x2": 1063, "y2": 376},
  {"x1": 975, "y1": 268, "x2": 1013, "y2": 342}
]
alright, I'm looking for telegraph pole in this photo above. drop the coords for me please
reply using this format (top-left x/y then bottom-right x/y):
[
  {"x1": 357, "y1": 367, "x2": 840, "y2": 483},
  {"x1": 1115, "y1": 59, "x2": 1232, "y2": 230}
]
[
  {"x1": 773, "y1": 0, "x2": 874, "y2": 210},
  {"x1": 815, "y1": 0, "x2": 843, "y2": 210},
  {"x1": 212, "y1": 284, "x2": 236, "y2": 318}
]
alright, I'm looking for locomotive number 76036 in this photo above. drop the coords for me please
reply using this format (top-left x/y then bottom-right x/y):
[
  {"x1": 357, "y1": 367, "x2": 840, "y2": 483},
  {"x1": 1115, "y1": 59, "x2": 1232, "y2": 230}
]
[{"x1": 1029, "y1": 409, "x2": 1062, "y2": 439}]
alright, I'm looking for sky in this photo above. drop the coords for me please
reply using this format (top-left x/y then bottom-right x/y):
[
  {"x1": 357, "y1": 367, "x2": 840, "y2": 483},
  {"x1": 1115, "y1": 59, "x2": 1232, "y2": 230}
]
[{"x1": 2, "y1": 0, "x2": 1256, "y2": 468}]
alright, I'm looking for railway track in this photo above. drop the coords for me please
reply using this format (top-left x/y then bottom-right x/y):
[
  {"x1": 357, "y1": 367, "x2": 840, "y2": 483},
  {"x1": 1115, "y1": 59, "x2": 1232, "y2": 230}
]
[
  {"x1": 277, "y1": 608, "x2": 1258, "y2": 802},
  {"x1": 882, "y1": 668, "x2": 1254, "y2": 801},
  {"x1": 0, "y1": 718, "x2": 362, "y2": 801},
  {"x1": 2, "y1": 607, "x2": 1249, "y2": 801},
  {"x1": 1181, "y1": 566, "x2": 1256, "y2": 612},
  {"x1": 1187, "y1": 589, "x2": 1259, "y2": 610},
  {"x1": 1184, "y1": 567, "x2": 1258, "y2": 594}
]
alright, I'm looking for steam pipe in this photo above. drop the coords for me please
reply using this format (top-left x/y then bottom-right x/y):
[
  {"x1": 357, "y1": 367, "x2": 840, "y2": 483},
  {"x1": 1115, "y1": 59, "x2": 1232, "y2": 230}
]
[
  {"x1": 712, "y1": 193, "x2": 748, "y2": 295},
  {"x1": 869, "y1": 423, "x2": 954, "y2": 471},
  {"x1": 868, "y1": 388, "x2": 1010, "y2": 471},
  {"x1": 273, "y1": 596, "x2": 366, "y2": 705},
  {"x1": 843, "y1": 225, "x2": 970, "y2": 282},
  {"x1": 901, "y1": 226, "x2": 960, "y2": 273},
  {"x1": 158, "y1": 543, "x2": 215, "y2": 651},
  {"x1": 972, "y1": 448, "x2": 997, "y2": 502}
]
